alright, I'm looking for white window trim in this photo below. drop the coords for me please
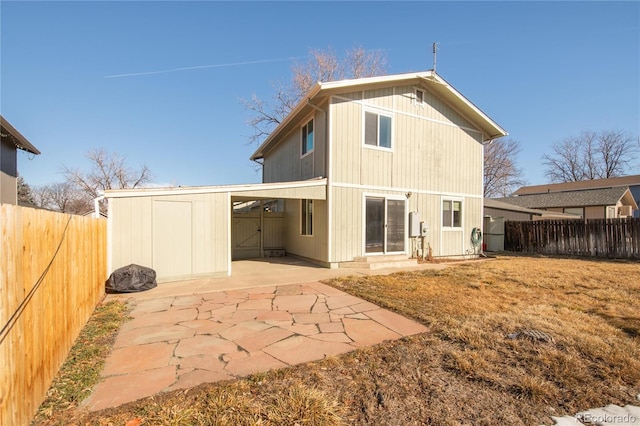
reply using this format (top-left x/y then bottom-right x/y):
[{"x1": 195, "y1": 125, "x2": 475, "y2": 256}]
[
  {"x1": 300, "y1": 117, "x2": 314, "y2": 159},
  {"x1": 362, "y1": 108, "x2": 393, "y2": 151},
  {"x1": 414, "y1": 87, "x2": 425, "y2": 107},
  {"x1": 441, "y1": 196, "x2": 464, "y2": 230},
  {"x1": 361, "y1": 192, "x2": 407, "y2": 256}
]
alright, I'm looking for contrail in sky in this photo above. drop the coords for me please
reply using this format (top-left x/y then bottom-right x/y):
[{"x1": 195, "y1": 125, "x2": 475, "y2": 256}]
[{"x1": 105, "y1": 56, "x2": 305, "y2": 78}]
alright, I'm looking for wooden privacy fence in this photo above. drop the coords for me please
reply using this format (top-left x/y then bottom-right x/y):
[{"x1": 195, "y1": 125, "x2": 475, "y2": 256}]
[
  {"x1": 504, "y1": 217, "x2": 640, "y2": 258},
  {"x1": 0, "y1": 205, "x2": 107, "y2": 426}
]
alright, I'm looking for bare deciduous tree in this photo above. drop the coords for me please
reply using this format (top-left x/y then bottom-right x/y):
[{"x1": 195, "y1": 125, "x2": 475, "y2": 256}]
[
  {"x1": 62, "y1": 148, "x2": 152, "y2": 213},
  {"x1": 242, "y1": 46, "x2": 388, "y2": 145},
  {"x1": 542, "y1": 130, "x2": 638, "y2": 182},
  {"x1": 483, "y1": 138, "x2": 526, "y2": 197},
  {"x1": 33, "y1": 182, "x2": 92, "y2": 214}
]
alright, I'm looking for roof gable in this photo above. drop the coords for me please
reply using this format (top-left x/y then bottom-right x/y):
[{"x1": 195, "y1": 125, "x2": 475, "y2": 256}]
[{"x1": 250, "y1": 71, "x2": 507, "y2": 160}]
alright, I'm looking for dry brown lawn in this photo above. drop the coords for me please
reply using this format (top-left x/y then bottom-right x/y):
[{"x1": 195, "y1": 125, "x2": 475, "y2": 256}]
[{"x1": 35, "y1": 256, "x2": 640, "y2": 425}]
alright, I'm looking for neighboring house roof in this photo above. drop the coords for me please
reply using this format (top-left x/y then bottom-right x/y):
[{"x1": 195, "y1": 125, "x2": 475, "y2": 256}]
[
  {"x1": 0, "y1": 115, "x2": 41, "y2": 155},
  {"x1": 484, "y1": 198, "x2": 545, "y2": 215},
  {"x1": 250, "y1": 70, "x2": 508, "y2": 161},
  {"x1": 496, "y1": 187, "x2": 638, "y2": 210},
  {"x1": 484, "y1": 198, "x2": 576, "y2": 219},
  {"x1": 513, "y1": 175, "x2": 640, "y2": 195}
]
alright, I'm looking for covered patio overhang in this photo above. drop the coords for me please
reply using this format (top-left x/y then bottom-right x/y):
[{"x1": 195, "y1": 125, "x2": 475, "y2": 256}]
[
  {"x1": 104, "y1": 178, "x2": 328, "y2": 281},
  {"x1": 104, "y1": 177, "x2": 327, "y2": 201}
]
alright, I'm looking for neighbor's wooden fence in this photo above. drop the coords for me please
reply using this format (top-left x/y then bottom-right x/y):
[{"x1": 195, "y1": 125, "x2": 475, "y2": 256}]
[
  {"x1": 0, "y1": 204, "x2": 107, "y2": 426},
  {"x1": 504, "y1": 217, "x2": 640, "y2": 258}
]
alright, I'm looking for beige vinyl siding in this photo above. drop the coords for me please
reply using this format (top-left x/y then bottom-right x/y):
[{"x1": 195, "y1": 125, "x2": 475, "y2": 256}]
[
  {"x1": 110, "y1": 193, "x2": 229, "y2": 281},
  {"x1": 235, "y1": 184, "x2": 326, "y2": 200},
  {"x1": 331, "y1": 98, "x2": 361, "y2": 184},
  {"x1": 363, "y1": 87, "x2": 394, "y2": 110},
  {"x1": 361, "y1": 148, "x2": 393, "y2": 187},
  {"x1": 330, "y1": 186, "x2": 364, "y2": 262},
  {"x1": 110, "y1": 197, "x2": 153, "y2": 269},
  {"x1": 391, "y1": 118, "x2": 483, "y2": 194},
  {"x1": 330, "y1": 187, "x2": 482, "y2": 261},
  {"x1": 283, "y1": 198, "x2": 328, "y2": 263},
  {"x1": 153, "y1": 200, "x2": 192, "y2": 277},
  {"x1": 395, "y1": 85, "x2": 476, "y2": 130},
  {"x1": 328, "y1": 83, "x2": 484, "y2": 262},
  {"x1": 330, "y1": 89, "x2": 484, "y2": 195},
  {"x1": 313, "y1": 106, "x2": 327, "y2": 178},
  {"x1": 263, "y1": 213, "x2": 285, "y2": 248},
  {"x1": 330, "y1": 187, "x2": 408, "y2": 262},
  {"x1": 340, "y1": 91, "x2": 363, "y2": 101},
  {"x1": 263, "y1": 129, "x2": 301, "y2": 183},
  {"x1": 461, "y1": 197, "x2": 483, "y2": 252},
  {"x1": 263, "y1": 108, "x2": 327, "y2": 183}
]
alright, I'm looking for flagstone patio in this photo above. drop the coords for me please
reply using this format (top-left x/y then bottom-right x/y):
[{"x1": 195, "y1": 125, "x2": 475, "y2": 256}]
[{"x1": 82, "y1": 281, "x2": 428, "y2": 411}]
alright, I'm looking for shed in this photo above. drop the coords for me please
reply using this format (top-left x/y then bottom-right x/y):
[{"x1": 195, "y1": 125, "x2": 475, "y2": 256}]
[{"x1": 106, "y1": 179, "x2": 326, "y2": 282}]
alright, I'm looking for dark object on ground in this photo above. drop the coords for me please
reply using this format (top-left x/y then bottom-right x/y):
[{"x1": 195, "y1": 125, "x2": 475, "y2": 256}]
[{"x1": 106, "y1": 264, "x2": 157, "y2": 293}]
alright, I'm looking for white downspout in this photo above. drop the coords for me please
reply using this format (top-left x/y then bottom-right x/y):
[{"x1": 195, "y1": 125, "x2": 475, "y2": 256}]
[
  {"x1": 94, "y1": 194, "x2": 105, "y2": 218},
  {"x1": 307, "y1": 99, "x2": 332, "y2": 267}
]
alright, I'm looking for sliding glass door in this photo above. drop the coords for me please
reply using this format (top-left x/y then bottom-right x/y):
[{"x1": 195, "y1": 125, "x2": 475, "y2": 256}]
[{"x1": 365, "y1": 197, "x2": 405, "y2": 254}]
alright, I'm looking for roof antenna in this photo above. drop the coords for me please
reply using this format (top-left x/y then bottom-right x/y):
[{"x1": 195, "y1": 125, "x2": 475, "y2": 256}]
[{"x1": 432, "y1": 42, "x2": 439, "y2": 73}]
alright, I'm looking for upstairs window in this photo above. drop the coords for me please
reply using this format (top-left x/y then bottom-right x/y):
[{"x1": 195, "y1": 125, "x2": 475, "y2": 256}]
[
  {"x1": 364, "y1": 111, "x2": 392, "y2": 149},
  {"x1": 415, "y1": 88, "x2": 424, "y2": 106},
  {"x1": 442, "y1": 199, "x2": 462, "y2": 228},
  {"x1": 301, "y1": 119, "x2": 314, "y2": 156}
]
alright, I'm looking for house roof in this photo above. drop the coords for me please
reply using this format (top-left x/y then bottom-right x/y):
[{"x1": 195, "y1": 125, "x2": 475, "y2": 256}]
[
  {"x1": 513, "y1": 175, "x2": 640, "y2": 195},
  {"x1": 250, "y1": 70, "x2": 508, "y2": 161},
  {"x1": 0, "y1": 115, "x2": 41, "y2": 155},
  {"x1": 484, "y1": 198, "x2": 577, "y2": 219},
  {"x1": 496, "y1": 187, "x2": 638, "y2": 210},
  {"x1": 484, "y1": 198, "x2": 545, "y2": 215}
]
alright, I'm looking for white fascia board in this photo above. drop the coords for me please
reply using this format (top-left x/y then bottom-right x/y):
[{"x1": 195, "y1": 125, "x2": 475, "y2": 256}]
[
  {"x1": 418, "y1": 74, "x2": 508, "y2": 140},
  {"x1": 318, "y1": 71, "x2": 434, "y2": 92},
  {"x1": 250, "y1": 71, "x2": 437, "y2": 160},
  {"x1": 104, "y1": 178, "x2": 328, "y2": 198}
]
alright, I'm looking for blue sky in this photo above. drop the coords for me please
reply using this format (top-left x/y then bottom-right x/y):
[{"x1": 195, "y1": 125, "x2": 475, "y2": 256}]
[{"x1": 2, "y1": 1, "x2": 639, "y2": 189}]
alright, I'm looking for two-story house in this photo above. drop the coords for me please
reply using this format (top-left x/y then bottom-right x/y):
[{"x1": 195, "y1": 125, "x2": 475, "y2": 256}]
[
  {"x1": 105, "y1": 71, "x2": 507, "y2": 281},
  {"x1": 249, "y1": 71, "x2": 507, "y2": 265}
]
